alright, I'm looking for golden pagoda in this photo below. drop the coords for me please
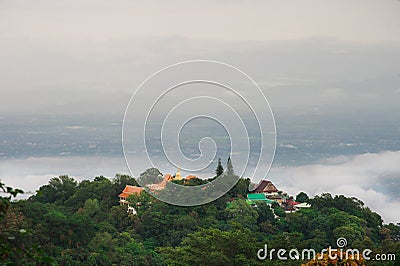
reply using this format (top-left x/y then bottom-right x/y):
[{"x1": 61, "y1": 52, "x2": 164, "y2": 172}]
[{"x1": 174, "y1": 168, "x2": 182, "y2": 180}]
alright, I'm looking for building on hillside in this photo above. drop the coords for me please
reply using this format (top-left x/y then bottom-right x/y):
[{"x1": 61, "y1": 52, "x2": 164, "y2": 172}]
[
  {"x1": 284, "y1": 199, "x2": 300, "y2": 213},
  {"x1": 268, "y1": 191, "x2": 290, "y2": 205},
  {"x1": 283, "y1": 199, "x2": 311, "y2": 213},
  {"x1": 127, "y1": 205, "x2": 137, "y2": 215},
  {"x1": 146, "y1": 169, "x2": 199, "y2": 191},
  {"x1": 246, "y1": 193, "x2": 274, "y2": 206},
  {"x1": 293, "y1": 202, "x2": 311, "y2": 211},
  {"x1": 185, "y1": 175, "x2": 196, "y2": 180},
  {"x1": 183, "y1": 175, "x2": 198, "y2": 185},
  {"x1": 251, "y1": 180, "x2": 279, "y2": 194},
  {"x1": 248, "y1": 180, "x2": 292, "y2": 207},
  {"x1": 146, "y1": 174, "x2": 169, "y2": 191},
  {"x1": 164, "y1": 174, "x2": 174, "y2": 182},
  {"x1": 119, "y1": 170, "x2": 199, "y2": 199},
  {"x1": 119, "y1": 185, "x2": 144, "y2": 205},
  {"x1": 294, "y1": 202, "x2": 311, "y2": 208}
]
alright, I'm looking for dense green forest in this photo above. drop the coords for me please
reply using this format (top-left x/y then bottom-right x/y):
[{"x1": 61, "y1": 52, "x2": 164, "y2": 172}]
[{"x1": 1, "y1": 170, "x2": 399, "y2": 265}]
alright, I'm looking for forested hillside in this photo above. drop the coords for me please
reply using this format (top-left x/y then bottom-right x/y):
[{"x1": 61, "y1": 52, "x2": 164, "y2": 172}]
[{"x1": 1, "y1": 172, "x2": 399, "y2": 265}]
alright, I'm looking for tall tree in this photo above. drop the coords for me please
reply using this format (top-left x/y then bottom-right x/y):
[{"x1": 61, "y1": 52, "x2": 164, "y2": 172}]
[
  {"x1": 138, "y1": 168, "x2": 163, "y2": 185},
  {"x1": 215, "y1": 158, "x2": 224, "y2": 177},
  {"x1": 295, "y1": 192, "x2": 309, "y2": 203}
]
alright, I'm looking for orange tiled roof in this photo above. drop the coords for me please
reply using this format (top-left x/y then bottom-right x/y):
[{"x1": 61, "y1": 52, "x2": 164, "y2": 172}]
[
  {"x1": 118, "y1": 185, "x2": 143, "y2": 197},
  {"x1": 119, "y1": 192, "x2": 132, "y2": 198},
  {"x1": 164, "y1": 174, "x2": 174, "y2": 181},
  {"x1": 185, "y1": 175, "x2": 196, "y2": 180}
]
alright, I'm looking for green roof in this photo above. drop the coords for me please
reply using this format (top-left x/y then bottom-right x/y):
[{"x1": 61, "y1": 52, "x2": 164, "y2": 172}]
[
  {"x1": 248, "y1": 193, "x2": 267, "y2": 200},
  {"x1": 247, "y1": 193, "x2": 274, "y2": 204}
]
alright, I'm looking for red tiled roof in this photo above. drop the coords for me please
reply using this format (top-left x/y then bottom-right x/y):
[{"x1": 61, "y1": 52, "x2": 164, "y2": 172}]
[
  {"x1": 251, "y1": 180, "x2": 278, "y2": 193},
  {"x1": 287, "y1": 201, "x2": 300, "y2": 206}
]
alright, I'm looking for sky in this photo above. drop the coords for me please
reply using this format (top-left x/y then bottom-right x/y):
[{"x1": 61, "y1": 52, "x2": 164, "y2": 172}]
[
  {"x1": 1, "y1": 0, "x2": 399, "y2": 42},
  {"x1": 0, "y1": 0, "x2": 399, "y2": 115},
  {"x1": 0, "y1": 0, "x2": 399, "y2": 222}
]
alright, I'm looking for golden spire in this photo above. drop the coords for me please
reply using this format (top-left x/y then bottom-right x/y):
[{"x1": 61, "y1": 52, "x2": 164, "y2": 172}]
[{"x1": 175, "y1": 168, "x2": 182, "y2": 180}]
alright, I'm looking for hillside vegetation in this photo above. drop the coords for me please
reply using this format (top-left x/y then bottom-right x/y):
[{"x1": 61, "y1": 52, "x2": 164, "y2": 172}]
[{"x1": 1, "y1": 172, "x2": 399, "y2": 265}]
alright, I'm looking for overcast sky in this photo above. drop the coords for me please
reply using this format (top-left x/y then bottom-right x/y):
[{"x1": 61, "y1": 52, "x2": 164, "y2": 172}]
[
  {"x1": 0, "y1": 0, "x2": 399, "y2": 116},
  {"x1": 1, "y1": 0, "x2": 400, "y2": 43}
]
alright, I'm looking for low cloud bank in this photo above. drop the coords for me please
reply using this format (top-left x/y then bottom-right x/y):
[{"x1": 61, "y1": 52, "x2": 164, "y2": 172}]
[
  {"x1": 270, "y1": 150, "x2": 400, "y2": 223},
  {"x1": 0, "y1": 156, "x2": 130, "y2": 195}
]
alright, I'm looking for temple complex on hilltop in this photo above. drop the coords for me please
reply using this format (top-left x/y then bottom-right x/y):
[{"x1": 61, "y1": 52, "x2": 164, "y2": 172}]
[
  {"x1": 119, "y1": 169, "x2": 199, "y2": 198},
  {"x1": 247, "y1": 180, "x2": 310, "y2": 212},
  {"x1": 117, "y1": 163, "x2": 310, "y2": 215},
  {"x1": 118, "y1": 168, "x2": 200, "y2": 214},
  {"x1": 146, "y1": 168, "x2": 194, "y2": 190}
]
